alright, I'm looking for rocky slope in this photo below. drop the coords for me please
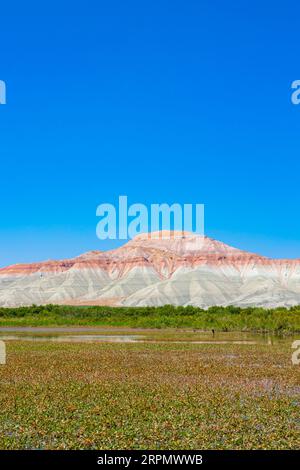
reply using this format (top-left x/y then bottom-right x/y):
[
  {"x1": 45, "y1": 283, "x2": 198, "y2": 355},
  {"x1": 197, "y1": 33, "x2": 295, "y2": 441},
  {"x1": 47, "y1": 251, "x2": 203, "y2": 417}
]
[{"x1": 0, "y1": 231, "x2": 300, "y2": 308}]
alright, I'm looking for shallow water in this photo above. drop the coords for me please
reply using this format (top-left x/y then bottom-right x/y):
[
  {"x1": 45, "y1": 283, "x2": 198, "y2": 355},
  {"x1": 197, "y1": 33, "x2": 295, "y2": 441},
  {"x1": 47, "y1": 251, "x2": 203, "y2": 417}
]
[
  {"x1": 0, "y1": 335, "x2": 260, "y2": 345},
  {"x1": 0, "y1": 330, "x2": 281, "y2": 345},
  {"x1": 0, "y1": 334, "x2": 143, "y2": 343},
  {"x1": 0, "y1": 325, "x2": 292, "y2": 345}
]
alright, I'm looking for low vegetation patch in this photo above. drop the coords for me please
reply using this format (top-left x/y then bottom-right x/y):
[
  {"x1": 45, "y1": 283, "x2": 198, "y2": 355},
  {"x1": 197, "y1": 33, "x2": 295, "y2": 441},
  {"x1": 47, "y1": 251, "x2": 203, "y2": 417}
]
[
  {"x1": 0, "y1": 339, "x2": 298, "y2": 449},
  {"x1": 0, "y1": 304, "x2": 299, "y2": 333}
]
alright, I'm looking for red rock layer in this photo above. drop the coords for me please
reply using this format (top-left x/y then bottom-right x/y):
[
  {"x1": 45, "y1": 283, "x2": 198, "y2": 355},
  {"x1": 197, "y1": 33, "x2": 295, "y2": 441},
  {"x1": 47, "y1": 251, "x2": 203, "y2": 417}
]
[{"x1": 0, "y1": 232, "x2": 299, "y2": 279}]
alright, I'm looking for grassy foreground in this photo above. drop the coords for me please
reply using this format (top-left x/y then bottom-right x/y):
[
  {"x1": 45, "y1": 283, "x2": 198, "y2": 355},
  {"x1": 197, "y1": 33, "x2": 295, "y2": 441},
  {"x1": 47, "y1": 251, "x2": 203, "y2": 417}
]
[
  {"x1": 0, "y1": 304, "x2": 300, "y2": 333},
  {"x1": 0, "y1": 337, "x2": 299, "y2": 449}
]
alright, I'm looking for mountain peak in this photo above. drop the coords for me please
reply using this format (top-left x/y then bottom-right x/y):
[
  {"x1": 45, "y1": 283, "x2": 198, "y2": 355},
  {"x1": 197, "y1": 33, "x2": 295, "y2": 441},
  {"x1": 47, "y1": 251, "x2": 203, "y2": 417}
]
[
  {"x1": 132, "y1": 230, "x2": 199, "y2": 240},
  {"x1": 126, "y1": 231, "x2": 252, "y2": 257}
]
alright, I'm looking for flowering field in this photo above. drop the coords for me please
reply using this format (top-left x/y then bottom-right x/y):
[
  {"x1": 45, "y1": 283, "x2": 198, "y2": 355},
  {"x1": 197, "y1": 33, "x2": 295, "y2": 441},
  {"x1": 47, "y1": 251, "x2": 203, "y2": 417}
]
[{"x1": 0, "y1": 335, "x2": 299, "y2": 449}]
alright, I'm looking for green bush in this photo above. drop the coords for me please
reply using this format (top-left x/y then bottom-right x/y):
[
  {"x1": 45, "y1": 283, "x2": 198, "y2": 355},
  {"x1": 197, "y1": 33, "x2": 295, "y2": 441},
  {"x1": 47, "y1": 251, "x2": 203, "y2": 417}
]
[{"x1": 0, "y1": 304, "x2": 299, "y2": 332}]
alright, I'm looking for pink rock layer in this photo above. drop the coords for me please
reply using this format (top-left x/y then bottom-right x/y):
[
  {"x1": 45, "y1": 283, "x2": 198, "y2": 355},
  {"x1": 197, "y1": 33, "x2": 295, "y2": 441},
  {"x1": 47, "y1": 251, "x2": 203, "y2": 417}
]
[{"x1": 1, "y1": 232, "x2": 299, "y2": 279}]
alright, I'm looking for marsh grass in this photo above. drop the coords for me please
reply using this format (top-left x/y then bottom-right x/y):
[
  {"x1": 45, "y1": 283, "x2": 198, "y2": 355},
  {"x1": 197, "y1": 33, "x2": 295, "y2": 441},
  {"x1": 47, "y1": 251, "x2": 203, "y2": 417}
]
[{"x1": 0, "y1": 338, "x2": 299, "y2": 449}]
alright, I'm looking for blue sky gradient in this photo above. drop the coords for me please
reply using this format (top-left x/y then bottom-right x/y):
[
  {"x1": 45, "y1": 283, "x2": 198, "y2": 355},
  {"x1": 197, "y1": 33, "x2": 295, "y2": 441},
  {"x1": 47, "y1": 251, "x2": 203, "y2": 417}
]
[{"x1": 0, "y1": 0, "x2": 300, "y2": 266}]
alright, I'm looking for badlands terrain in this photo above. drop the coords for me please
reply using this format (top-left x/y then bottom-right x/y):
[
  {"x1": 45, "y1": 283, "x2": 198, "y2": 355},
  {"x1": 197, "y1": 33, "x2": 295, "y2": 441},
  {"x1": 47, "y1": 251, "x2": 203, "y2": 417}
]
[{"x1": 0, "y1": 231, "x2": 300, "y2": 308}]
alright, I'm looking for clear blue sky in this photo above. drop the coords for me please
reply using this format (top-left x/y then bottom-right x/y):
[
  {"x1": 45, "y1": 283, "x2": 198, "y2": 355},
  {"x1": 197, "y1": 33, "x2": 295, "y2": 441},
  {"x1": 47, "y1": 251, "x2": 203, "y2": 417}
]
[{"x1": 0, "y1": 0, "x2": 300, "y2": 266}]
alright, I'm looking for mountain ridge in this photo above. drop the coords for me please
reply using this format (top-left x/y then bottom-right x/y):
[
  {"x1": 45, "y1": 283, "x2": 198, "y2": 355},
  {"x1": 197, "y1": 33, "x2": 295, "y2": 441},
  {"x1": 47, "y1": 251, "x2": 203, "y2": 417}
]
[{"x1": 0, "y1": 231, "x2": 300, "y2": 308}]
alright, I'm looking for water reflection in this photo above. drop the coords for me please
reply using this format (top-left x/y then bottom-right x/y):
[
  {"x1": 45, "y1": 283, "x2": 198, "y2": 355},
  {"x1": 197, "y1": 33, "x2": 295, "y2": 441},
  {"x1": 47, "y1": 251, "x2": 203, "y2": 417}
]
[
  {"x1": 0, "y1": 335, "x2": 143, "y2": 343},
  {"x1": 0, "y1": 329, "x2": 285, "y2": 345}
]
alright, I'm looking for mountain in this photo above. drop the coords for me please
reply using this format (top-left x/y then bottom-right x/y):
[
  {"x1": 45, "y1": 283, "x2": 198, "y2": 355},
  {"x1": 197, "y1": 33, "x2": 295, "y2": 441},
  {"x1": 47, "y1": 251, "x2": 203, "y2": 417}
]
[{"x1": 1, "y1": 231, "x2": 300, "y2": 308}]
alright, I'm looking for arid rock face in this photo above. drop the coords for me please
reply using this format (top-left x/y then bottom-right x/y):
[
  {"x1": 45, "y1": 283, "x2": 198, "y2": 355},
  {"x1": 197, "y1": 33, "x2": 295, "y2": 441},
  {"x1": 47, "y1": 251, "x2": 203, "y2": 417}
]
[{"x1": 0, "y1": 231, "x2": 300, "y2": 308}]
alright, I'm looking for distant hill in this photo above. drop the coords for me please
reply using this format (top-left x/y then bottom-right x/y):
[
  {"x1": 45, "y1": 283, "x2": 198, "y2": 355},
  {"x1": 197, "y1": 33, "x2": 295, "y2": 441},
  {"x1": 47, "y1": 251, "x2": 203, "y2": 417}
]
[{"x1": 1, "y1": 231, "x2": 300, "y2": 308}]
